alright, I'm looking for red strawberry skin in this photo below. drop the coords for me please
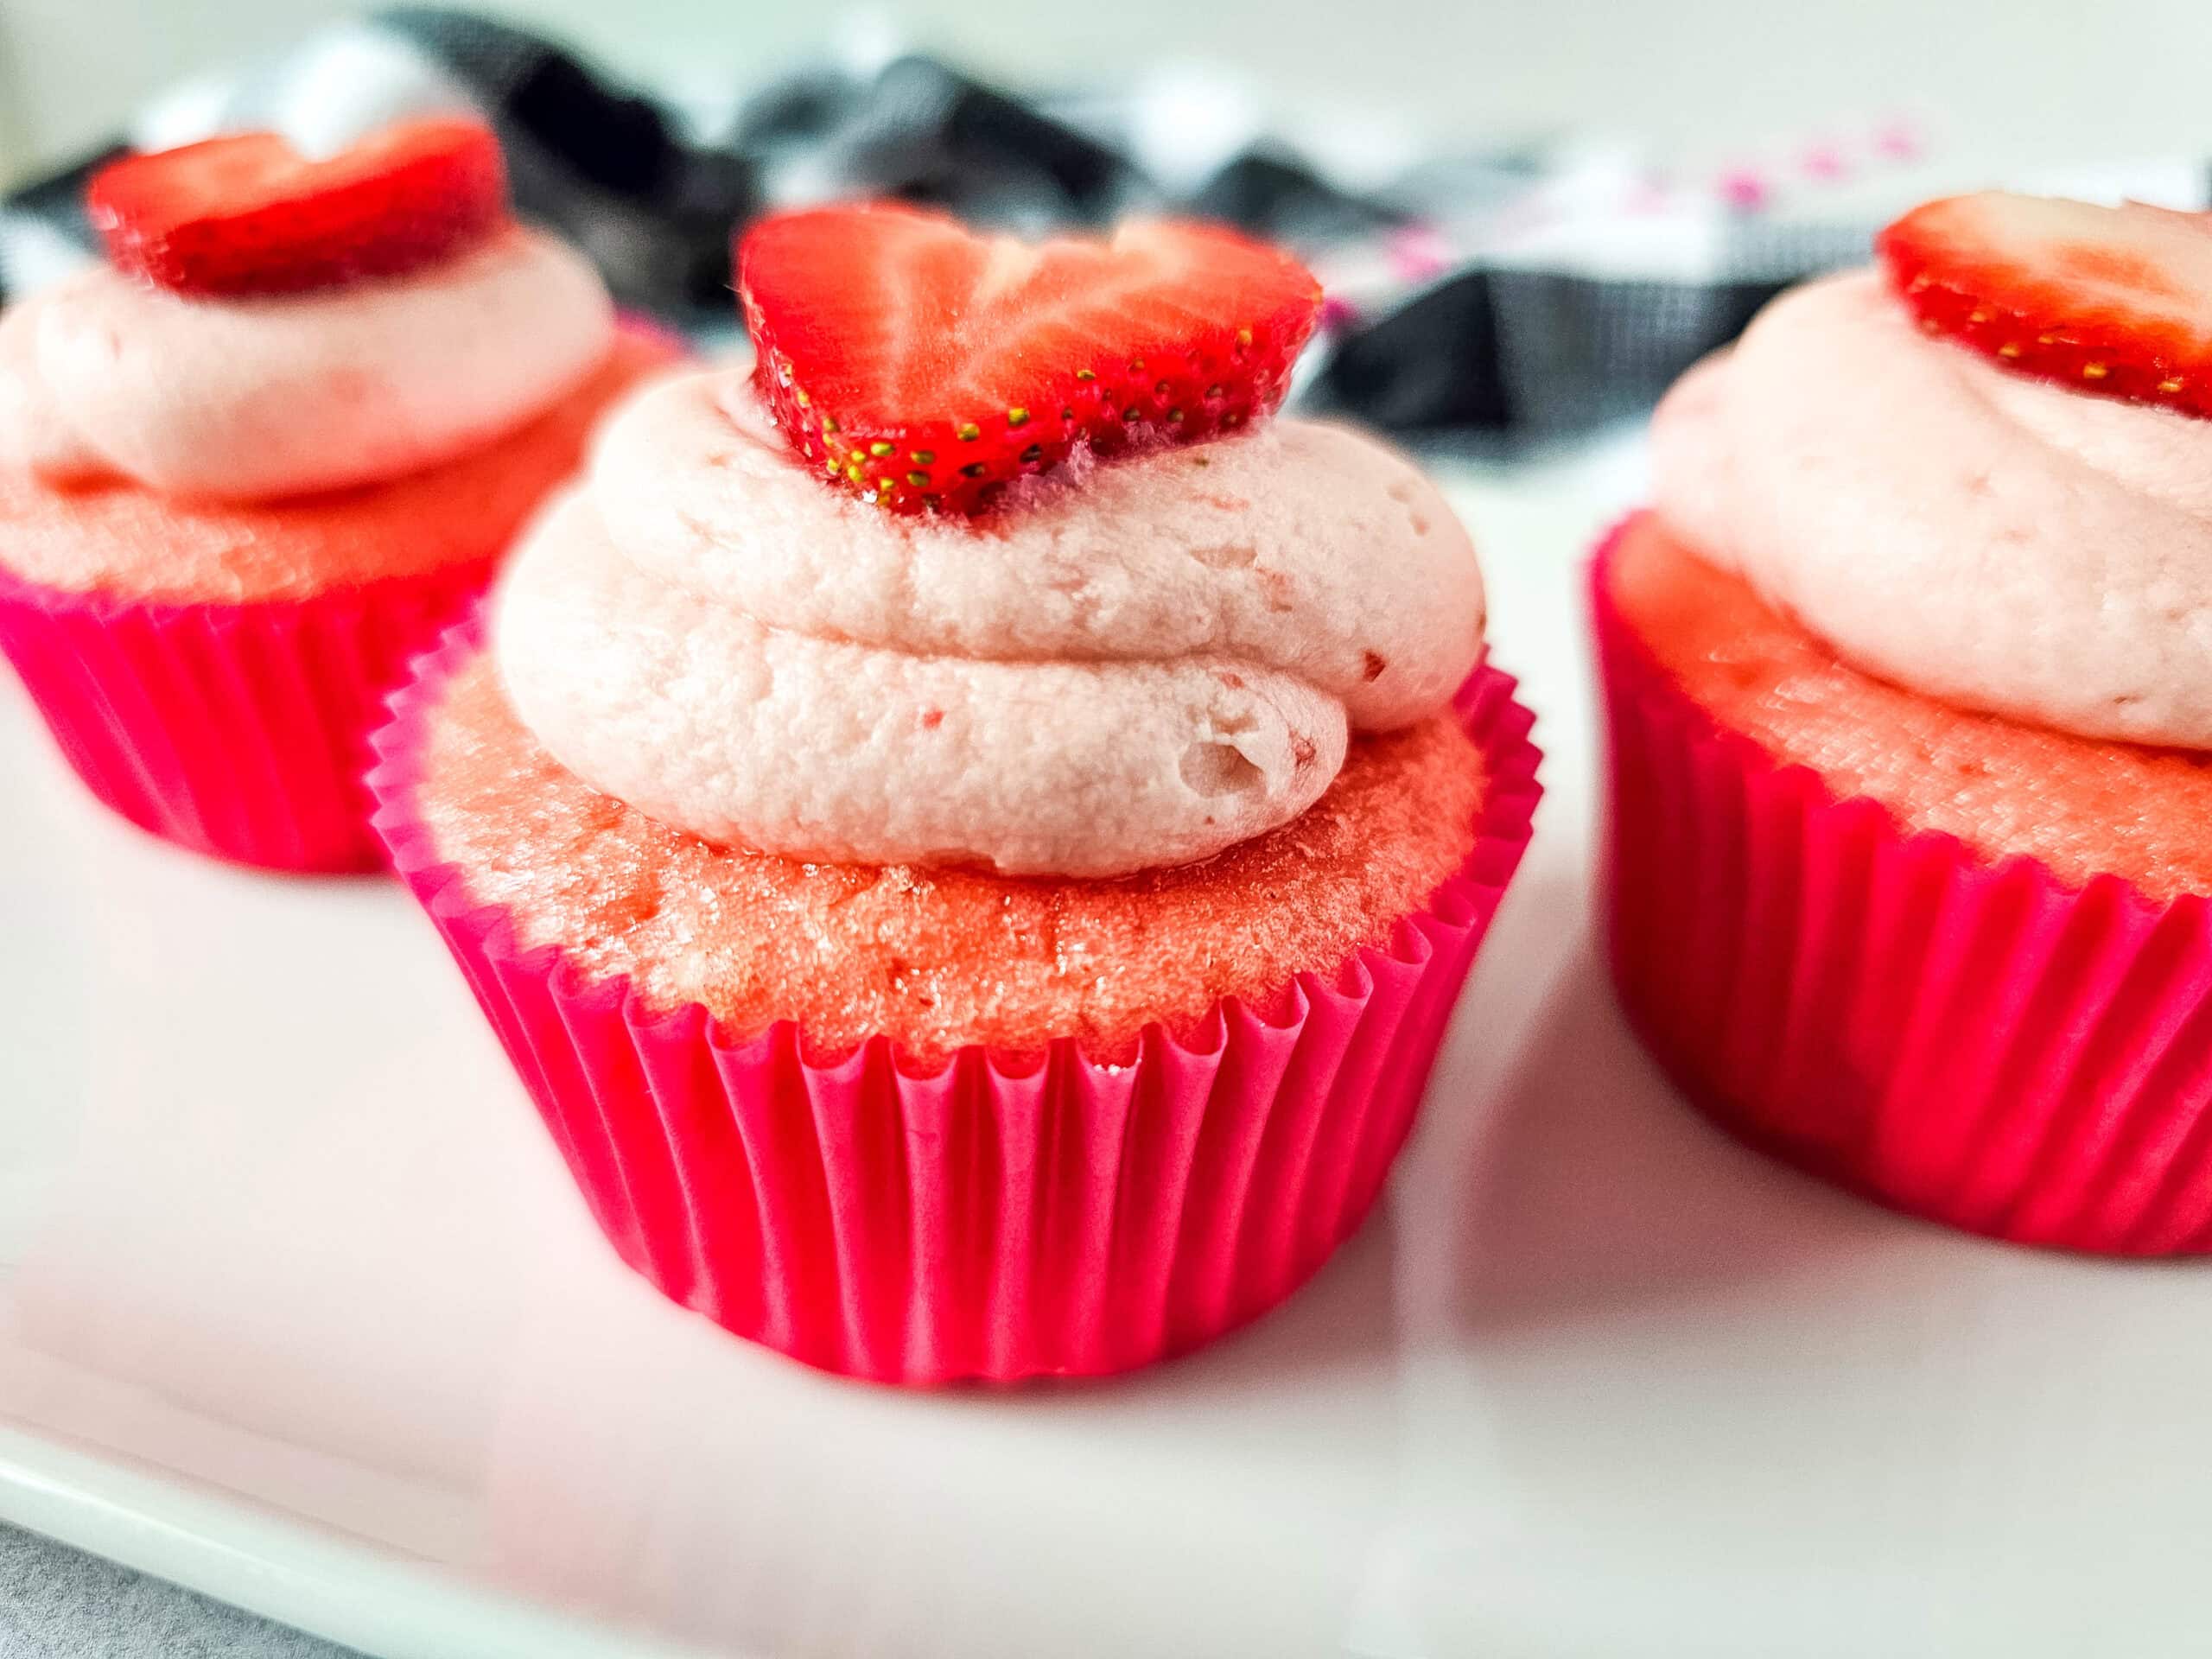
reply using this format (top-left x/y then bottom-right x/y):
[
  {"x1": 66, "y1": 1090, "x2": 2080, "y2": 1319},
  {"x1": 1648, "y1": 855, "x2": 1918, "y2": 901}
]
[
  {"x1": 1878, "y1": 191, "x2": 2212, "y2": 419},
  {"x1": 737, "y1": 202, "x2": 1324, "y2": 514},
  {"x1": 86, "y1": 117, "x2": 508, "y2": 297}
]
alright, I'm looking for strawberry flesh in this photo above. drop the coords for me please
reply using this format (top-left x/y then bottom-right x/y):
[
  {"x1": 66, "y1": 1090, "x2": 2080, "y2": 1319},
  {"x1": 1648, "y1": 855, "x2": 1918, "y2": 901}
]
[
  {"x1": 1878, "y1": 190, "x2": 2212, "y2": 418},
  {"x1": 736, "y1": 202, "x2": 1324, "y2": 514},
  {"x1": 87, "y1": 117, "x2": 508, "y2": 297}
]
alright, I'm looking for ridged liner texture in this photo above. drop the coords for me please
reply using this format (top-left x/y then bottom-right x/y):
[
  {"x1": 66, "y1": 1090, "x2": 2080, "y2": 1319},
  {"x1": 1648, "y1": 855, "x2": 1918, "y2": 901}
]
[
  {"x1": 0, "y1": 558, "x2": 492, "y2": 873},
  {"x1": 368, "y1": 613, "x2": 1542, "y2": 1385},
  {"x1": 1592, "y1": 517, "x2": 2212, "y2": 1256}
]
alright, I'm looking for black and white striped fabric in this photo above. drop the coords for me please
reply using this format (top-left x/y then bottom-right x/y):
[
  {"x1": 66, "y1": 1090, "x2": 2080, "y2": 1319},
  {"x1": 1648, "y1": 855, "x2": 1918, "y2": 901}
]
[{"x1": 6, "y1": 7, "x2": 2209, "y2": 443}]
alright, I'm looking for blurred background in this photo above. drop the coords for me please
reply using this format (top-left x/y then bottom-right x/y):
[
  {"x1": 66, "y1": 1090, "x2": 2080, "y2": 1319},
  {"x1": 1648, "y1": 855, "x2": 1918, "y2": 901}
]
[
  {"x1": 8, "y1": 0, "x2": 2211, "y2": 445},
  {"x1": 6, "y1": 0, "x2": 2212, "y2": 176}
]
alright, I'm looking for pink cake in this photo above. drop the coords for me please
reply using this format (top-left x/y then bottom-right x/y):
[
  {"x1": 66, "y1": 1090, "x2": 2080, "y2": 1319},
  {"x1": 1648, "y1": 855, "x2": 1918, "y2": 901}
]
[{"x1": 372, "y1": 200, "x2": 1541, "y2": 1383}]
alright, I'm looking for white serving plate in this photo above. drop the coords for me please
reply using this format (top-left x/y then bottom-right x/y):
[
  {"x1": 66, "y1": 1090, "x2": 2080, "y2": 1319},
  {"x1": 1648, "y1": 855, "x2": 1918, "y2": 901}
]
[{"x1": 5, "y1": 437, "x2": 2212, "y2": 1659}]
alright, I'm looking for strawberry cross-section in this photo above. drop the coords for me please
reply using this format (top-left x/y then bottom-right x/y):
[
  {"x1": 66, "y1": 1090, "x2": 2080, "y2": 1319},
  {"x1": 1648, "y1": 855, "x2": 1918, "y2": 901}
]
[{"x1": 736, "y1": 200, "x2": 1324, "y2": 515}]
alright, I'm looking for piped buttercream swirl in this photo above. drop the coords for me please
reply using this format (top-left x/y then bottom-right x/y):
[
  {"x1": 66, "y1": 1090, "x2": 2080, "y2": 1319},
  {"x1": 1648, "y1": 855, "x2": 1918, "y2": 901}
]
[
  {"x1": 493, "y1": 370, "x2": 1487, "y2": 877},
  {"x1": 1654, "y1": 268, "x2": 2212, "y2": 748},
  {"x1": 0, "y1": 225, "x2": 613, "y2": 501}
]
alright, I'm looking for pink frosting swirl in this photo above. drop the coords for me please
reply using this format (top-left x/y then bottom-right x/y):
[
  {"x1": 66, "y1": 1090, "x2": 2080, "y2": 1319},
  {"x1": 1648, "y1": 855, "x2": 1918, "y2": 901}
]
[
  {"x1": 0, "y1": 226, "x2": 613, "y2": 501},
  {"x1": 493, "y1": 371, "x2": 1486, "y2": 877},
  {"x1": 1653, "y1": 269, "x2": 2212, "y2": 748}
]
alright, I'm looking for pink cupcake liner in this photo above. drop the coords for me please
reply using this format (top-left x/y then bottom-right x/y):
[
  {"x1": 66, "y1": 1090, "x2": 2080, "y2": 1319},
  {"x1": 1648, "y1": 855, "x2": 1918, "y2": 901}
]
[
  {"x1": 367, "y1": 614, "x2": 1541, "y2": 1385},
  {"x1": 1591, "y1": 518, "x2": 2212, "y2": 1255},
  {"x1": 0, "y1": 558, "x2": 493, "y2": 874}
]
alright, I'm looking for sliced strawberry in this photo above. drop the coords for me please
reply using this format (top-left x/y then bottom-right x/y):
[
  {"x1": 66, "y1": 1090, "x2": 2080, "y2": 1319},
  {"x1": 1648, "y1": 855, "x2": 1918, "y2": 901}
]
[
  {"x1": 86, "y1": 117, "x2": 507, "y2": 297},
  {"x1": 736, "y1": 201, "x2": 1324, "y2": 514},
  {"x1": 1878, "y1": 191, "x2": 2212, "y2": 417}
]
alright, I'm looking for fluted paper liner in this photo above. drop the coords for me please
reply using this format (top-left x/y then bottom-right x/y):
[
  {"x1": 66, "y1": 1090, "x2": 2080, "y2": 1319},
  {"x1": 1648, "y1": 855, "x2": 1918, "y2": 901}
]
[
  {"x1": 368, "y1": 614, "x2": 1541, "y2": 1384},
  {"x1": 1, "y1": 559, "x2": 491, "y2": 873},
  {"x1": 1592, "y1": 518, "x2": 2212, "y2": 1256}
]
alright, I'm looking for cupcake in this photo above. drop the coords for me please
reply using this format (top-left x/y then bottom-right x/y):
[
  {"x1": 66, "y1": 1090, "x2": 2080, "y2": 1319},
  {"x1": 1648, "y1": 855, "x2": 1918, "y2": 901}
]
[
  {"x1": 371, "y1": 201, "x2": 1540, "y2": 1383},
  {"x1": 1594, "y1": 191, "x2": 2212, "y2": 1255},
  {"x1": 0, "y1": 117, "x2": 681, "y2": 872}
]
